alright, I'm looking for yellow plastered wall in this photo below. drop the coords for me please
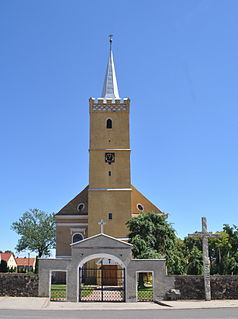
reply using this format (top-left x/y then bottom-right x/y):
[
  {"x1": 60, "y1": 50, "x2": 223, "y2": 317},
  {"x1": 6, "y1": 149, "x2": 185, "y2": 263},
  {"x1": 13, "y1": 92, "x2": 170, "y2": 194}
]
[
  {"x1": 90, "y1": 111, "x2": 130, "y2": 149},
  {"x1": 56, "y1": 218, "x2": 88, "y2": 257},
  {"x1": 56, "y1": 227, "x2": 72, "y2": 257},
  {"x1": 89, "y1": 150, "x2": 131, "y2": 189},
  {"x1": 88, "y1": 190, "x2": 131, "y2": 237},
  {"x1": 88, "y1": 99, "x2": 131, "y2": 238}
]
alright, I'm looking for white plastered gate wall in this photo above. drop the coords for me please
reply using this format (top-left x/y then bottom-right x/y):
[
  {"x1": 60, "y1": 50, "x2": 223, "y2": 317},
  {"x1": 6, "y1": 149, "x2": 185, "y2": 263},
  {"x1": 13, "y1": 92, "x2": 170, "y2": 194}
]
[{"x1": 39, "y1": 234, "x2": 169, "y2": 302}]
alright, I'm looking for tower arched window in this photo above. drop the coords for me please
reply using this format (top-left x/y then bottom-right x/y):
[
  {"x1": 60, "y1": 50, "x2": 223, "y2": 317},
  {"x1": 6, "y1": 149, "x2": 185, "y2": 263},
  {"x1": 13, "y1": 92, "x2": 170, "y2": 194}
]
[
  {"x1": 72, "y1": 233, "x2": 84, "y2": 243},
  {"x1": 106, "y1": 118, "x2": 112, "y2": 129}
]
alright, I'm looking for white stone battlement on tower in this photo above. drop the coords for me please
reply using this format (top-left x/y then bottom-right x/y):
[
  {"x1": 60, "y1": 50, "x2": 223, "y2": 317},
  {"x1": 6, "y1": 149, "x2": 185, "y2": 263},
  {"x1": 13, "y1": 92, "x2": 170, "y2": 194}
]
[{"x1": 89, "y1": 97, "x2": 130, "y2": 112}]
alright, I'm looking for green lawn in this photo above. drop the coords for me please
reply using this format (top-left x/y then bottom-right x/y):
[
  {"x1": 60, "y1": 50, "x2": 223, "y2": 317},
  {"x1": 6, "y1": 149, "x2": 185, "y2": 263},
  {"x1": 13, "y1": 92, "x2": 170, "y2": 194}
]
[
  {"x1": 137, "y1": 286, "x2": 153, "y2": 301},
  {"x1": 51, "y1": 284, "x2": 152, "y2": 301},
  {"x1": 51, "y1": 284, "x2": 66, "y2": 300},
  {"x1": 50, "y1": 284, "x2": 95, "y2": 300},
  {"x1": 80, "y1": 284, "x2": 95, "y2": 297}
]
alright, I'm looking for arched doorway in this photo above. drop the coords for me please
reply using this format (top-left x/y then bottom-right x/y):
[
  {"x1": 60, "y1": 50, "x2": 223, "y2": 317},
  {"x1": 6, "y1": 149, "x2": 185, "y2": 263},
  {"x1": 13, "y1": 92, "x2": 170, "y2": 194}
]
[{"x1": 78, "y1": 253, "x2": 126, "y2": 302}]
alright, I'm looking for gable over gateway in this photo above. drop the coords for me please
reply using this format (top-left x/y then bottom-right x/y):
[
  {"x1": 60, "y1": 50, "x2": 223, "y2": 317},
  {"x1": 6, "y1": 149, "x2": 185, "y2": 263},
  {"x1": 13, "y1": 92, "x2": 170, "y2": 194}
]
[{"x1": 70, "y1": 233, "x2": 133, "y2": 249}]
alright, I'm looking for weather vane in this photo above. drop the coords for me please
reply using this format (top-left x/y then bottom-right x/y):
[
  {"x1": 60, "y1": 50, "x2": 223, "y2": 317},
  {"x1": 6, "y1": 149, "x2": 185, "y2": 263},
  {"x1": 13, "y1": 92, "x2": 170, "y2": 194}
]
[{"x1": 109, "y1": 34, "x2": 113, "y2": 49}]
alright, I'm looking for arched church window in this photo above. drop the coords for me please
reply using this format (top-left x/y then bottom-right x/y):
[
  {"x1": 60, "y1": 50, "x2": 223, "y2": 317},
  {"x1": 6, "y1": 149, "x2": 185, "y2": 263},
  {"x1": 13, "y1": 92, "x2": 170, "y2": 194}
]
[
  {"x1": 77, "y1": 203, "x2": 85, "y2": 213},
  {"x1": 106, "y1": 118, "x2": 112, "y2": 129},
  {"x1": 72, "y1": 233, "x2": 84, "y2": 243}
]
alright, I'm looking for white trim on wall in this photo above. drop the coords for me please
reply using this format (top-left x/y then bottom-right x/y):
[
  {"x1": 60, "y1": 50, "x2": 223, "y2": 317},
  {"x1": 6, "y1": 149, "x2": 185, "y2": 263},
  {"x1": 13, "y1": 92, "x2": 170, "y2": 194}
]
[
  {"x1": 56, "y1": 223, "x2": 88, "y2": 227},
  {"x1": 55, "y1": 215, "x2": 88, "y2": 220},
  {"x1": 70, "y1": 228, "x2": 86, "y2": 234},
  {"x1": 88, "y1": 188, "x2": 132, "y2": 191},
  {"x1": 89, "y1": 148, "x2": 131, "y2": 151}
]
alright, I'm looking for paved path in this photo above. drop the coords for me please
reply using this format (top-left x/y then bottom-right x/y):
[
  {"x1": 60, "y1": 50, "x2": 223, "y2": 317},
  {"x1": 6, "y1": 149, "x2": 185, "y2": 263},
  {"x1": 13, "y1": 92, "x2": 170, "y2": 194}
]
[
  {"x1": 80, "y1": 287, "x2": 124, "y2": 302},
  {"x1": 1, "y1": 297, "x2": 238, "y2": 310}
]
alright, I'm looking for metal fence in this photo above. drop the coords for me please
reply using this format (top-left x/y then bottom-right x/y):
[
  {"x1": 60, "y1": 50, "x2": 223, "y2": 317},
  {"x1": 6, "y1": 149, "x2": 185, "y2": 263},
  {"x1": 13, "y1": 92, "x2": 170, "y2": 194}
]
[{"x1": 79, "y1": 267, "x2": 125, "y2": 302}]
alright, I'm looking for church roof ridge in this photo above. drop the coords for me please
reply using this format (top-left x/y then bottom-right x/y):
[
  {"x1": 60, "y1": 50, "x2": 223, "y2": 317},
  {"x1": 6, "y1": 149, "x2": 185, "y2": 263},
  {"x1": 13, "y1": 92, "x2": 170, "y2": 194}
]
[
  {"x1": 130, "y1": 184, "x2": 164, "y2": 215},
  {"x1": 101, "y1": 36, "x2": 120, "y2": 99},
  {"x1": 55, "y1": 185, "x2": 89, "y2": 216}
]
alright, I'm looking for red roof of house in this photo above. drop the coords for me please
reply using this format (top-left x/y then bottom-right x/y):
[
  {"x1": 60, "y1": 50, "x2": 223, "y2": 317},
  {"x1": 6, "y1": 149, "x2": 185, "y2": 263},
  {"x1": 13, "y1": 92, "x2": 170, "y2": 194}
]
[
  {"x1": 0, "y1": 253, "x2": 14, "y2": 262},
  {"x1": 15, "y1": 257, "x2": 36, "y2": 266}
]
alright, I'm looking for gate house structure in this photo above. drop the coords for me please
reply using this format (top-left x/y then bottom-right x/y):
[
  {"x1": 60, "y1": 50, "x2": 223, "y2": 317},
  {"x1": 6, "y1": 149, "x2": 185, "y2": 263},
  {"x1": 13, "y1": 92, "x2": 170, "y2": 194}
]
[{"x1": 38, "y1": 233, "x2": 169, "y2": 302}]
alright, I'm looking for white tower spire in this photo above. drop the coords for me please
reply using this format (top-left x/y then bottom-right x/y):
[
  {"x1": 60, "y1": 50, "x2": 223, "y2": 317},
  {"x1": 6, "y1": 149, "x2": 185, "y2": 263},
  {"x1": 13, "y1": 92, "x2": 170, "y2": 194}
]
[{"x1": 101, "y1": 35, "x2": 120, "y2": 99}]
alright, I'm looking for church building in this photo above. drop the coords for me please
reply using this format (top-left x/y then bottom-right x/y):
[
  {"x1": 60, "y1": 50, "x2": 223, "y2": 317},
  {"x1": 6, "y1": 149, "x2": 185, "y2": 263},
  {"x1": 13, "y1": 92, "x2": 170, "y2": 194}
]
[{"x1": 55, "y1": 39, "x2": 162, "y2": 258}]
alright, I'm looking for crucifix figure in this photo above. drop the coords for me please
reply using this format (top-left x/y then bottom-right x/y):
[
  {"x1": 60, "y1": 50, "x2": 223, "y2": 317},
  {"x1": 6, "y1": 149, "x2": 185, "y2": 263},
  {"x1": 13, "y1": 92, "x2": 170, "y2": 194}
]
[
  {"x1": 188, "y1": 217, "x2": 221, "y2": 301},
  {"x1": 98, "y1": 219, "x2": 106, "y2": 233}
]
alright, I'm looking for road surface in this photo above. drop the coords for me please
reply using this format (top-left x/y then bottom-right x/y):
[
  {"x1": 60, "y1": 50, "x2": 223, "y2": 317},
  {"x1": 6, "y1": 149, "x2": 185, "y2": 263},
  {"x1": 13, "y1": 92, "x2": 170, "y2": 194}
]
[{"x1": 0, "y1": 309, "x2": 238, "y2": 319}]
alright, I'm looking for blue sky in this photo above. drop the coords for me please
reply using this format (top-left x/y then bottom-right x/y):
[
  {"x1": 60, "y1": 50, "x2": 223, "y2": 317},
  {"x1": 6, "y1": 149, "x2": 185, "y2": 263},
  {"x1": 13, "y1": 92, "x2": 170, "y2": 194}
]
[{"x1": 0, "y1": 0, "x2": 237, "y2": 256}]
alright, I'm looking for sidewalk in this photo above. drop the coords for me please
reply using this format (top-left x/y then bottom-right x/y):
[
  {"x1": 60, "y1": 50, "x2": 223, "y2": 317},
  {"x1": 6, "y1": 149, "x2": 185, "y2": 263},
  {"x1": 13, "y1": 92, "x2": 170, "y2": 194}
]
[{"x1": 0, "y1": 297, "x2": 238, "y2": 310}]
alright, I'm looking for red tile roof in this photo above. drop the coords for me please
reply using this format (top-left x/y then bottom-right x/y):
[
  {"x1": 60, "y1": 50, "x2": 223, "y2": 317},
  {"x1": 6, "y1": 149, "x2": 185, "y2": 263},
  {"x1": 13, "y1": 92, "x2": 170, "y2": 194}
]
[
  {"x1": 0, "y1": 253, "x2": 14, "y2": 262},
  {"x1": 15, "y1": 257, "x2": 36, "y2": 266}
]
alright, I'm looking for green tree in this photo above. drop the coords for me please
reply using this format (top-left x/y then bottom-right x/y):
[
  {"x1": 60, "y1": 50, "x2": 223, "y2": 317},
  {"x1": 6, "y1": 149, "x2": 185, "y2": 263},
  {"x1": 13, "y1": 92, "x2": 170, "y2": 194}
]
[
  {"x1": 183, "y1": 237, "x2": 203, "y2": 275},
  {"x1": 171, "y1": 238, "x2": 187, "y2": 275},
  {"x1": 186, "y1": 246, "x2": 203, "y2": 275},
  {"x1": 182, "y1": 224, "x2": 238, "y2": 275},
  {"x1": 11, "y1": 209, "x2": 56, "y2": 258},
  {"x1": 223, "y1": 224, "x2": 238, "y2": 255},
  {"x1": 126, "y1": 212, "x2": 181, "y2": 274},
  {"x1": 4, "y1": 250, "x2": 14, "y2": 254},
  {"x1": 209, "y1": 225, "x2": 238, "y2": 275},
  {"x1": 0, "y1": 260, "x2": 8, "y2": 272}
]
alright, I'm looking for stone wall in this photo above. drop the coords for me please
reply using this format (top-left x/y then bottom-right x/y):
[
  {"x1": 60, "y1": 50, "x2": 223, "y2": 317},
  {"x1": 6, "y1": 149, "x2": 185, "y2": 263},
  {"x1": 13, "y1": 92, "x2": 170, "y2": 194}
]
[
  {"x1": 1, "y1": 272, "x2": 238, "y2": 300},
  {"x1": 171, "y1": 275, "x2": 238, "y2": 299},
  {"x1": 0, "y1": 273, "x2": 38, "y2": 297}
]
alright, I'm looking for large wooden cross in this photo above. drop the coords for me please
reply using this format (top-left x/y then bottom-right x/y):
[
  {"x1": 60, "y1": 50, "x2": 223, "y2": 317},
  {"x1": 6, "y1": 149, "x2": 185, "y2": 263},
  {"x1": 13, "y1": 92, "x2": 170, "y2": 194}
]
[
  {"x1": 188, "y1": 217, "x2": 221, "y2": 301},
  {"x1": 98, "y1": 219, "x2": 106, "y2": 233}
]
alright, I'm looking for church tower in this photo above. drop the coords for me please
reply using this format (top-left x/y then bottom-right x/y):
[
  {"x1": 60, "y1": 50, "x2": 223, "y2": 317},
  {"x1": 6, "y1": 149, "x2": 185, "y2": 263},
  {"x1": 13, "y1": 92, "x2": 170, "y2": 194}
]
[
  {"x1": 88, "y1": 38, "x2": 131, "y2": 237},
  {"x1": 55, "y1": 38, "x2": 162, "y2": 257}
]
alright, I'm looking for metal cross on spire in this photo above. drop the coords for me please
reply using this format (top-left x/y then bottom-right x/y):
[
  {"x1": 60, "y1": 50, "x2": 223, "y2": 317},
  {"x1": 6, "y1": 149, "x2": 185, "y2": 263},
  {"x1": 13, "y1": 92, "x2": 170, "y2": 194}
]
[
  {"x1": 98, "y1": 219, "x2": 106, "y2": 233},
  {"x1": 188, "y1": 217, "x2": 222, "y2": 301},
  {"x1": 109, "y1": 34, "x2": 113, "y2": 50}
]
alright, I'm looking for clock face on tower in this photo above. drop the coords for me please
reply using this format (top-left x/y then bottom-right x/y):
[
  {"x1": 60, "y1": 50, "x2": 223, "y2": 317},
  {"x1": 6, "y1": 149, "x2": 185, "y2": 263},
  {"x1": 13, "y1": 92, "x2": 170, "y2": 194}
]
[{"x1": 105, "y1": 152, "x2": 115, "y2": 164}]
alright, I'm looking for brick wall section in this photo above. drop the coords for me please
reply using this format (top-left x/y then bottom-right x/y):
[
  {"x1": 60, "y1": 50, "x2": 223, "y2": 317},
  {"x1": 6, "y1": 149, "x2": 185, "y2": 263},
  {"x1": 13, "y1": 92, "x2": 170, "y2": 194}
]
[
  {"x1": 172, "y1": 275, "x2": 238, "y2": 299},
  {"x1": 0, "y1": 273, "x2": 38, "y2": 297}
]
